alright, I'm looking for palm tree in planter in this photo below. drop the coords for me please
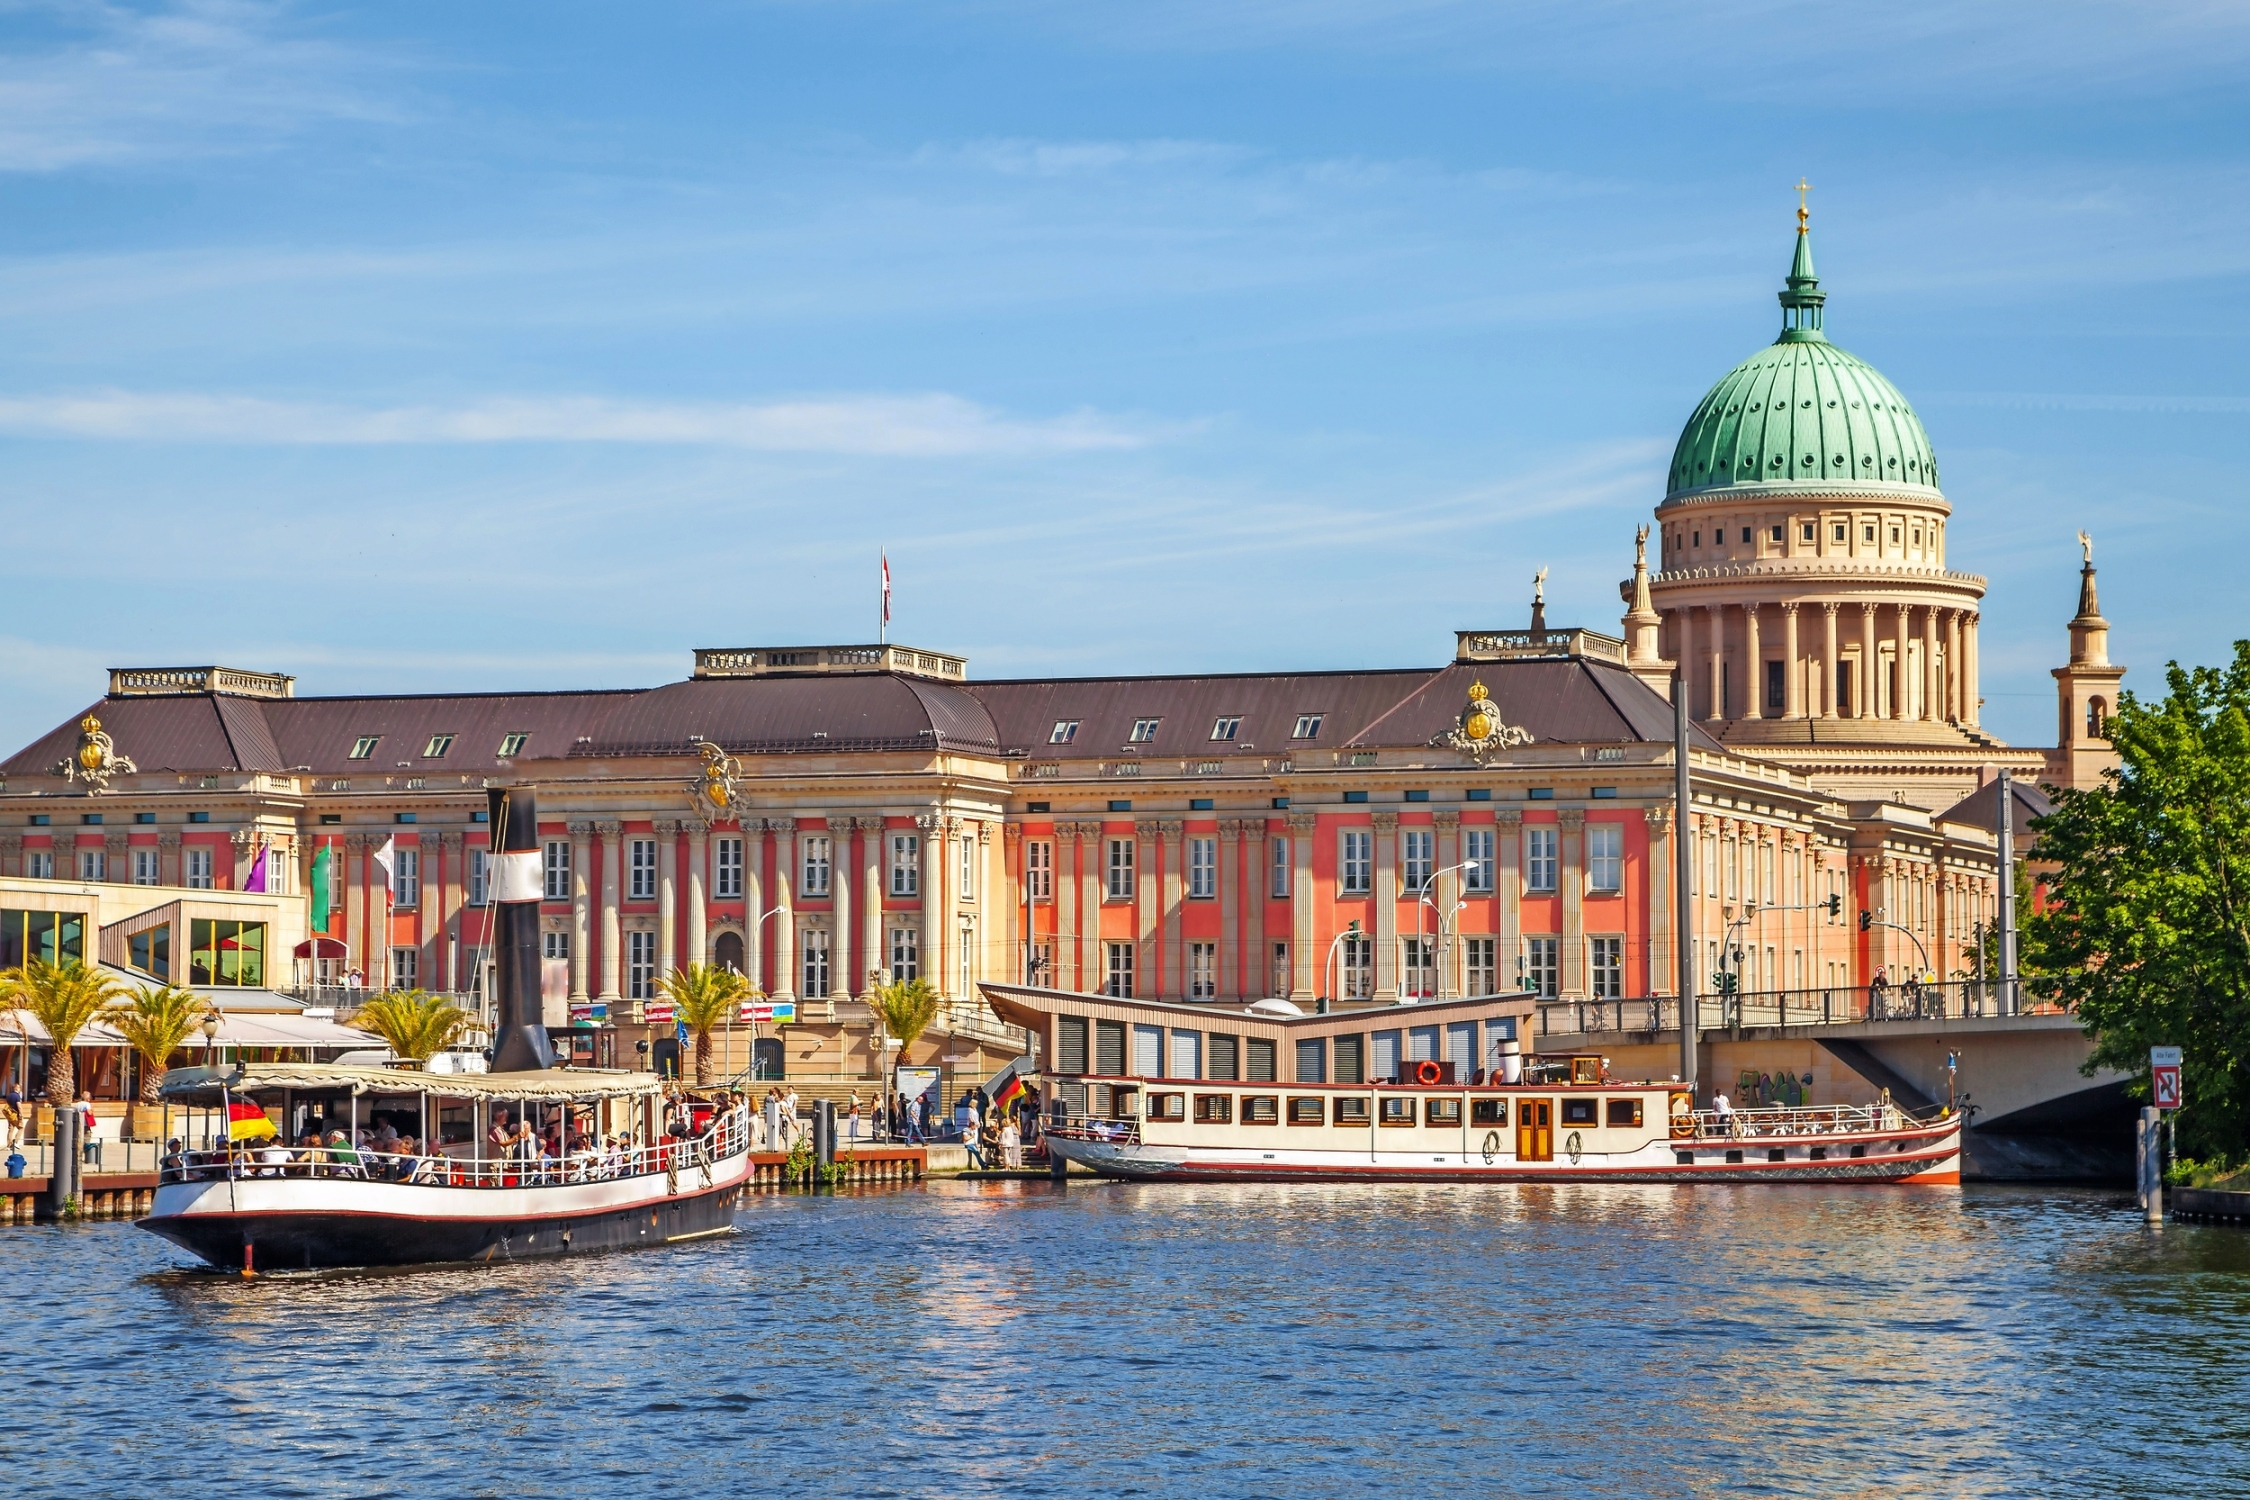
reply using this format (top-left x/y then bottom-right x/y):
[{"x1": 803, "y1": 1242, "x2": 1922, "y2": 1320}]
[
  {"x1": 657, "y1": 964, "x2": 746, "y2": 1086},
  {"x1": 107, "y1": 984, "x2": 210, "y2": 1140},
  {"x1": 350, "y1": 989, "x2": 473, "y2": 1069},
  {"x1": 872, "y1": 976, "x2": 941, "y2": 1068},
  {"x1": 2, "y1": 960, "x2": 127, "y2": 1127}
]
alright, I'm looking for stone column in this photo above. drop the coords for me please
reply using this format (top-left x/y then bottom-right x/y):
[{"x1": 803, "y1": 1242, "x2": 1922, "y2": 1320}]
[
  {"x1": 1160, "y1": 820, "x2": 1185, "y2": 1000},
  {"x1": 1288, "y1": 812, "x2": 1317, "y2": 998},
  {"x1": 1433, "y1": 811, "x2": 1461, "y2": 997},
  {"x1": 1132, "y1": 820, "x2": 1159, "y2": 1000},
  {"x1": 1496, "y1": 811, "x2": 1523, "y2": 990},
  {"x1": 1859, "y1": 603, "x2": 1880, "y2": 719},
  {"x1": 1894, "y1": 603, "x2": 1913, "y2": 721},
  {"x1": 1003, "y1": 824, "x2": 1023, "y2": 986},
  {"x1": 438, "y1": 831, "x2": 463, "y2": 989},
  {"x1": 1743, "y1": 604, "x2": 1764, "y2": 719},
  {"x1": 686, "y1": 822, "x2": 709, "y2": 969},
  {"x1": 1080, "y1": 821, "x2": 1105, "y2": 995},
  {"x1": 1216, "y1": 819, "x2": 1243, "y2": 1001},
  {"x1": 1782, "y1": 604, "x2": 1802, "y2": 719},
  {"x1": 1245, "y1": 821, "x2": 1268, "y2": 998},
  {"x1": 830, "y1": 819, "x2": 852, "y2": 997},
  {"x1": 1965, "y1": 613, "x2": 1981, "y2": 726},
  {"x1": 1821, "y1": 603, "x2": 1840, "y2": 719},
  {"x1": 568, "y1": 820, "x2": 593, "y2": 1001},
  {"x1": 773, "y1": 817, "x2": 799, "y2": 1001},
  {"x1": 1645, "y1": 806, "x2": 1672, "y2": 997},
  {"x1": 1945, "y1": 609, "x2": 1964, "y2": 723},
  {"x1": 653, "y1": 818, "x2": 680, "y2": 982},
  {"x1": 1559, "y1": 808, "x2": 1586, "y2": 997},
  {"x1": 1706, "y1": 604, "x2": 1726, "y2": 721},
  {"x1": 1371, "y1": 811, "x2": 1399, "y2": 998},
  {"x1": 596, "y1": 821, "x2": 623, "y2": 1002},
  {"x1": 344, "y1": 835, "x2": 368, "y2": 984},
  {"x1": 916, "y1": 814, "x2": 942, "y2": 996},
  {"x1": 975, "y1": 820, "x2": 993, "y2": 994},
  {"x1": 159, "y1": 830, "x2": 181, "y2": 887},
  {"x1": 1924, "y1": 606, "x2": 1942, "y2": 725},
  {"x1": 857, "y1": 817, "x2": 884, "y2": 996}
]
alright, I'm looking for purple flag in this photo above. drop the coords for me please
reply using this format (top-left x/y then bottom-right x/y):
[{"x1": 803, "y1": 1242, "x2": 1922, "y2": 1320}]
[{"x1": 243, "y1": 844, "x2": 268, "y2": 893}]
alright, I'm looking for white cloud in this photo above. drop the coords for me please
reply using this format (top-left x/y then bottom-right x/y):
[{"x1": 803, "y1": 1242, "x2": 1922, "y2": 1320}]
[{"x1": 0, "y1": 389, "x2": 1172, "y2": 454}]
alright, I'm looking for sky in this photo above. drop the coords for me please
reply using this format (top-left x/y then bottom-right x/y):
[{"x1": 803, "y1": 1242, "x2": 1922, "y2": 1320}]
[{"x1": 1, "y1": 0, "x2": 2245, "y2": 754}]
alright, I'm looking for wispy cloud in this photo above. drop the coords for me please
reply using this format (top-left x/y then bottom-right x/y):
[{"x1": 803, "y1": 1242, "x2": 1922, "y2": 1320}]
[
  {"x1": 1919, "y1": 391, "x2": 2250, "y2": 415},
  {"x1": 0, "y1": 389, "x2": 1175, "y2": 454}
]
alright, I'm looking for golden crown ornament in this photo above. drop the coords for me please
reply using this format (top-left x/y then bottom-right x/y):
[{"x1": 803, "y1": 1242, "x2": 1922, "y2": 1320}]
[
  {"x1": 57, "y1": 714, "x2": 137, "y2": 793},
  {"x1": 1429, "y1": 679, "x2": 1531, "y2": 764}
]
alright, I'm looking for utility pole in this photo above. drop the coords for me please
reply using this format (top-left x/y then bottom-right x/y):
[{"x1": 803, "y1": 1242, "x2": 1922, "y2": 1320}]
[
  {"x1": 1674, "y1": 670, "x2": 1697, "y2": 1091},
  {"x1": 1996, "y1": 768, "x2": 2018, "y2": 1016}
]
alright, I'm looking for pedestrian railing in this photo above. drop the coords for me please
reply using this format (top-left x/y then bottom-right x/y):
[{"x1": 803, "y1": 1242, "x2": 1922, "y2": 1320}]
[{"x1": 1538, "y1": 980, "x2": 2057, "y2": 1036}]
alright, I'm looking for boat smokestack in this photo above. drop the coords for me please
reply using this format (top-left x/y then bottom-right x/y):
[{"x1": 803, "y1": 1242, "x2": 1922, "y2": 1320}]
[
  {"x1": 1499, "y1": 1036, "x2": 1523, "y2": 1086},
  {"x1": 488, "y1": 786, "x2": 557, "y2": 1072}
]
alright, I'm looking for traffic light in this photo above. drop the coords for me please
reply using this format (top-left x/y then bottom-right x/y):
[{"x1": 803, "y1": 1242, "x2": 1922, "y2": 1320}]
[
  {"x1": 1858, "y1": 909, "x2": 1873, "y2": 932},
  {"x1": 1827, "y1": 893, "x2": 1842, "y2": 918}
]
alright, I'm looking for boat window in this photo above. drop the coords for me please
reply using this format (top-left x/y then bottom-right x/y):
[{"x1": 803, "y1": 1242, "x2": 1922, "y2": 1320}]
[
  {"x1": 1110, "y1": 1086, "x2": 1140, "y2": 1120},
  {"x1": 1334, "y1": 1096, "x2": 1370, "y2": 1125},
  {"x1": 1193, "y1": 1094, "x2": 1233, "y2": 1124},
  {"x1": 1245, "y1": 1037, "x2": 1277, "y2": 1083},
  {"x1": 1570, "y1": 1056, "x2": 1602, "y2": 1085},
  {"x1": 1606, "y1": 1099, "x2": 1643, "y2": 1128},
  {"x1": 1287, "y1": 1097, "x2": 1325, "y2": 1126},
  {"x1": 1208, "y1": 1033, "x2": 1240, "y2": 1081},
  {"x1": 1242, "y1": 1095, "x2": 1280, "y2": 1125},
  {"x1": 1471, "y1": 1098, "x2": 1508, "y2": 1127},
  {"x1": 1379, "y1": 1097, "x2": 1416, "y2": 1127},
  {"x1": 1561, "y1": 1098, "x2": 1599, "y2": 1126},
  {"x1": 1424, "y1": 1098, "x2": 1462, "y2": 1127},
  {"x1": 1147, "y1": 1092, "x2": 1185, "y2": 1121}
]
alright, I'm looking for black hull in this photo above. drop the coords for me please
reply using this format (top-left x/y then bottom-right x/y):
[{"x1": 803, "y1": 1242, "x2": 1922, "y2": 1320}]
[{"x1": 138, "y1": 1180, "x2": 744, "y2": 1271}]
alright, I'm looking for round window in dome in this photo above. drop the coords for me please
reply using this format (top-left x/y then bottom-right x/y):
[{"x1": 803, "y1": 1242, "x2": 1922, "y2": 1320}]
[
  {"x1": 1827, "y1": 400, "x2": 1837, "y2": 408},
  {"x1": 1801, "y1": 400, "x2": 1812, "y2": 409},
  {"x1": 1833, "y1": 455, "x2": 1843, "y2": 465},
  {"x1": 1801, "y1": 454, "x2": 1814, "y2": 466},
  {"x1": 1888, "y1": 457, "x2": 1897, "y2": 467}
]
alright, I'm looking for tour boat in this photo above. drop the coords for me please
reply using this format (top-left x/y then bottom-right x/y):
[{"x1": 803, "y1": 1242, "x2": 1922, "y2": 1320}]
[
  {"x1": 980, "y1": 983, "x2": 1962, "y2": 1185},
  {"x1": 139, "y1": 1062, "x2": 755, "y2": 1270}
]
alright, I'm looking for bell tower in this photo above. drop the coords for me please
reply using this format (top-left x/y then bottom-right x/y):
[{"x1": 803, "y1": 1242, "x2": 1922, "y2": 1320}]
[{"x1": 2047, "y1": 531, "x2": 2126, "y2": 791}]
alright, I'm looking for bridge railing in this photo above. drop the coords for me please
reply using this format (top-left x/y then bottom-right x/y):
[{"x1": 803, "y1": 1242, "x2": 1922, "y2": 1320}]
[{"x1": 1537, "y1": 980, "x2": 2063, "y2": 1036}]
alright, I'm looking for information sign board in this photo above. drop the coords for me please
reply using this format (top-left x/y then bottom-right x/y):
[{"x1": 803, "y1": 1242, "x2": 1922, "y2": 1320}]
[{"x1": 2152, "y1": 1046, "x2": 2182, "y2": 1110}]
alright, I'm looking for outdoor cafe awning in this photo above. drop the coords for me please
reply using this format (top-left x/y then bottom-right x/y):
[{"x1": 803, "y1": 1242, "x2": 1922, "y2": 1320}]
[{"x1": 1, "y1": 1010, "x2": 373, "y2": 1051}]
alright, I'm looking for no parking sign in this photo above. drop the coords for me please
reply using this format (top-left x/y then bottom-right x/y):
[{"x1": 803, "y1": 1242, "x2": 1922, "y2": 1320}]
[{"x1": 2151, "y1": 1046, "x2": 2182, "y2": 1110}]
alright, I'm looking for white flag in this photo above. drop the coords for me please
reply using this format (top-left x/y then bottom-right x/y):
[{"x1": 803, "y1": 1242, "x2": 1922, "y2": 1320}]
[{"x1": 372, "y1": 836, "x2": 396, "y2": 899}]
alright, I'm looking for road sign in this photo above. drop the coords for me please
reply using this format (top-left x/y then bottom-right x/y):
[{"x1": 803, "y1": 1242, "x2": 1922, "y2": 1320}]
[{"x1": 2151, "y1": 1046, "x2": 2182, "y2": 1110}]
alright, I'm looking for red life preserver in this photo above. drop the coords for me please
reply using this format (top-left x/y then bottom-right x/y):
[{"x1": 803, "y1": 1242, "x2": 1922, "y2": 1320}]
[{"x1": 1414, "y1": 1060, "x2": 1443, "y2": 1086}]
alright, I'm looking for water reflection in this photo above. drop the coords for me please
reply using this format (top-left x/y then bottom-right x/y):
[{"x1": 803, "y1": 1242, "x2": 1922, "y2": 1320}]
[{"x1": 4, "y1": 1185, "x2": 2243, "y2": 1495}]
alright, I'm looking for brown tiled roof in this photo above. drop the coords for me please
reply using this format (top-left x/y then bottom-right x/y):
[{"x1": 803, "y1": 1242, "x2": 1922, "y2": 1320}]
[
  {"x1": 4, "y1": 694, "x2": 248, "y2": 777},
  {"x1": 572, "y1": 675, "x2": 998, "y2": 757},
  {"x1": 268, "y1": 691, "x2": 636, "y2": 773},
  {"x1": 965, "y1": 668, "x2": 1438, "y2": 758},
  {"x1": 1348, "y1": 658, "x2": 1721, "y2": 750},
  {"x1": 1938, "y1": 777, "x2": 2053, "y2": 844}
]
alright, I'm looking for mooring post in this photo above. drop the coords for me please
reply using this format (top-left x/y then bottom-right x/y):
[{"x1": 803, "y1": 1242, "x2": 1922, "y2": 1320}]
[
  {"x1": 47, "y1": 1107, "x2": 78, "y2": 1221},
  {"x1": 2138, "y1": 1106, "x2": 2164, "y2": 1225},
  {"x1": 813, "y1": 1099, "x2": 835, "y2": 1174}
]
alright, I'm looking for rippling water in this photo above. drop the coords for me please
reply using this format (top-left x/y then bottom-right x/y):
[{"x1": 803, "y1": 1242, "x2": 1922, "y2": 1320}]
[{"x1": 11, "y1": 1183, "x2": 2248, "y2": 1497}]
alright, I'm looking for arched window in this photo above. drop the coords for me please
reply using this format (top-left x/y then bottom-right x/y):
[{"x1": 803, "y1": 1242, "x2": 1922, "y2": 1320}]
[
  {"x1": 2087, "y1": 697, "x2": 2108, "y2": 740},
  {"x1": 713, "y1": 930, "x2": 745, "y2": 975}
]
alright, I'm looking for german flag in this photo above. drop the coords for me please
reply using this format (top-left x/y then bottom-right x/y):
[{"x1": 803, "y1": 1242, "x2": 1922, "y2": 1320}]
[
  {"x1": 228, "y1": 1100, "x2": 277, "y2": 1142},
  {"x1": 991, "y1": 1071, "x2": 1027, "y2": 1115}
]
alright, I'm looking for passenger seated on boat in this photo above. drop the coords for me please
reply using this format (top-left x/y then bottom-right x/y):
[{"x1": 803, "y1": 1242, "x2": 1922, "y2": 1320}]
[
  {"x1": 326, "y1": 1130, "x2": 366, "y2": 1178},
  {"x1": 256, "y1": 1141, "x2": 294, "y2": 1177}
]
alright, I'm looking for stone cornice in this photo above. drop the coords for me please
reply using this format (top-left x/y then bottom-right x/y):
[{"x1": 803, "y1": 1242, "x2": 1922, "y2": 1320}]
[
  {"x1": 1658, "y1": 480, "x2": 1948, "y2": 511},
  {"x1": 1652, "y1": 560, "x2": 1986, "y2": 593}
]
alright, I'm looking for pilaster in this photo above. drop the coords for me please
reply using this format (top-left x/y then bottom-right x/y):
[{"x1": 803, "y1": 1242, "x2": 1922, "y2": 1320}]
[
  {"x1": 1287, "y1": 811, "x2": 1317, "y2": 998},
  {"x1": 1559, "y1": 808, "x2": 1586, "y2": 997},
  {"x1": 595, "y1": 820, "x2": 623, "y2": 1002},
  {"x1": 568, "y1": 820, "x2": 593, "y2": 1001},
  {"x1": 1371, "y1": 810, "x2": 1399, "y2": 998}
]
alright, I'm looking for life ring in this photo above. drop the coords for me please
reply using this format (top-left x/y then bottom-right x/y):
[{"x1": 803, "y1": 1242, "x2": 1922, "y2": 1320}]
[
  {"x1": 1482, "y1": 1130, "x2": 1500, "y2": 1165},
  {"x1": 1668, "y1": 1092, "x2": 1695, "y2": 1140},
  {"x1": 1414, "y1": 1060, "x2": 1443, "y2": 1086},
  {"x1": 1565, "y1": 1130, "x2": 1583, "y2": 1166}
]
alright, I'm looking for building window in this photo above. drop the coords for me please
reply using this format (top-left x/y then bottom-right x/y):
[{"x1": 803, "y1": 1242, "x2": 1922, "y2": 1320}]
[
  {"x1": 1292, "y1": 714, "x2": 1324, "y2": 740},
  {"x1": 391, "y1": 946, "x2": 418, "y2": 989},
  {"x1": 627, "y1": 931, "x2": 655, "y2": 999},
  {"x1": 801, "y1": 836, "x2": 831, "y2": 897},
  {"x1": 1342, "y1": 933, "x2": 1372, "y2": 998},
  {"x1": 1189, "y1": 942, "x2": 1216, "y2": 998},
  {"x1": 1526, "y1": 827, "x2": 1558, "y2": 892},
  {"x1": 1271, "y1": 942, "x2": 1290, "y2": 997},
  {"x1": 1188, "y1": 837, "x2": 1216, "y2": 899},
  {"x1": 184, "y1": 848, "x2": 213, "y2": 889},
  {"x1": 1401, "y1": 828, "x2": 1433, "y2": 895},
  {"x1": 132, "y1": 848, "x2": 160, "y2": 886},
  {"x1": 1105, "y1": 941, "x2": 1135, "y2": 998},
  {"x1": 544, "y1": 839, "x2": 572, "y2": 900},
  {"x1": 1210, "y1": 717, "x2": 1241, "y2": 741},
  {"x1": 715, "y1": 836, "x2": 744, "y2": 900},
  {"x1": 423, "y1": 734, "x2": 455, "y2": 758},
  {"x1": 803, "y1": 928, "x2": 831, "y2": 998},
  {"x1": 1463, "y1": 829, "x2": 1494, "y2": 891},
  {"x1": 958, "y1": 918, "x2": 974, "y2": 998},
  {"x1": 1525, "y1": 936, "x2": 1559, "y2": 998},
  {"x1": 890, "y1": 835, "x2": 920, "y2": 896},
  {"x1": 1107, "y1": 838, "x2": 1135, "y2": 900},
  {"x1": 1049, "y1": 720, "x2": 1079, "y2": 744},
  {"x1": 1401, "y1": 937, "x2": 1434, "y2": 999},
  {"x1": 543, "y1": 930, "x2": 570, "y2": 962},
  {"x1": 1465, "y1": 936, "x2": 1496, "y2": 996},
  {"x1": 498, "y1": 732, "x2": 530, "y2": 758},
  {"x1": 1588, "y1": 824, "x2": 1623, "y2": 893},
  {"x1": 1129, "y1": 718, "x2": 1161, "y2": 743},
  {"x1": 959, "y1": 835, "x2": 976, "y2": 903},
  {"x1": 1340, "y1": 829, "x2": 1372, "y2": 895},
  {"x1": 1026, "y1": 839, "x2": 1053, "y2": 900},
  {"x1": 389, "y1": 847, "x2": 420, "y2": 909},
  {"x1": 349, "y1": 736, "x2": 379, "y2": 759},
  {"x1": 1271, "y1": 837, "x2": 1290, "y2": 899},
  {"x1": 1029, "y1": 941, "x2": 1054, "y2": 987},
  {"x1": 0, "y1": 908, "x2": 85, "y2": 967},
  {"x1": 78, "y1": 850, "x2": 106, "y2": 883},
  {"x1": 1590, "y1": 936, "x2": 1623, "y2": 999},
  {"x1": 468, "y1": 848, "x2": 489, "y2": 906},
  {"x1": 890, "y1": 927, "x2": 919, "y2": 982},
  {"x1": 629, "y1": 839, "x2": 656, "y2": 901},
  {"x1": 25, "y1": 850, "x2": 54, "y2": 880}
]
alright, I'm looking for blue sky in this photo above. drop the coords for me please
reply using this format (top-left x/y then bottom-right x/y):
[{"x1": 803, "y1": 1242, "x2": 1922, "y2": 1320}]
[{"x1": 2, "y1": 0, "x2": 2245, "y2": 753}]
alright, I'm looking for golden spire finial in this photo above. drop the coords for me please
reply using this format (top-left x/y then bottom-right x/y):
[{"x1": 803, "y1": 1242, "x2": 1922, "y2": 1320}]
[{"x1": 1796, "y1": 177, "x2": 1810, "y2": 233}]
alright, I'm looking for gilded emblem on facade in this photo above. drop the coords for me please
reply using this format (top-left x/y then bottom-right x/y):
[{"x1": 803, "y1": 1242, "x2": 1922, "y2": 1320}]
[
  {"x1": 686, "y1": 738, "x2": 744, "y2": 824},
  {"x1": 1429, "y1": 679, "x2": 1532, "y2": 764},
  {"x1": 57, "y1": 714, "x2": 137, "y2": 793}
]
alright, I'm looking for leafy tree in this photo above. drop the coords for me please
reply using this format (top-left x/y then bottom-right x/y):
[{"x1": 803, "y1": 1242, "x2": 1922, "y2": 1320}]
[
  {"x1": 1, "y1": 959, "x2": 127, "y2": 1105},
  {"x1": 658, "y1": 963, "x2": 745, "y2": 1085},
  {"x1": 2025, "y1": 643, "x2": 2250, "y2": 1158},
  {"x1": 872, "y1": 976, "x2": 941, "y2": 1057},
  {"x1": 350, "y1": 989, "x2": 472, "y2": 1067},
  {"x1": 107, "y1": 984, "x2": 211, "y2": 1104}
]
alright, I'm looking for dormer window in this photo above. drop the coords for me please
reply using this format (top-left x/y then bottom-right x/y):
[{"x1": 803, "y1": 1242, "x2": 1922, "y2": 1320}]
[
  {"x1": 349, "y1": 736, "x2": 379, "y2": 760},
  {"x1": 1210, "y1": 717, "x2": 1241, "y2": 742},
  {"x1": 1049, "y1": 720, "x2": 1079, "y2": 745},
  {"x1": 1292, "y1": 714, "x2": 1324, "y2": 740},
  {"x1": 498, "y1": 732, "x2": 529, "y2": 757},
  {"x1": 424, "y1": 734, "x2": 456, "y2": 758},
  {"x1": 1129, "y1": 718, "x2": 1161, "y2": 743},
  {"x1": 1801, "y1": 523, "x2": 1815, "y2": 542}
]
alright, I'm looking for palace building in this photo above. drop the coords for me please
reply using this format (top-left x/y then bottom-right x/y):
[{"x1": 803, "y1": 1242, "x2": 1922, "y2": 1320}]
[{"x1": 0, "y1": 214, "x2": 2123, "y2": 1078}]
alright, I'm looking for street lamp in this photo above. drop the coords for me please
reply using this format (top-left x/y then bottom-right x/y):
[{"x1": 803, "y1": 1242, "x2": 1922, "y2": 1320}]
[
  {"x1": 1321, "y1": 921, "x2": 1363, "y2": 1008},
  {"x1": 1411, "y1": 859, "x2": 1480, "y2": 1000}
]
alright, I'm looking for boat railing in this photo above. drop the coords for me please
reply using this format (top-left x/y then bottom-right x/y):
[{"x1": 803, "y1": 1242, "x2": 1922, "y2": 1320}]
[
  {"x1": 1046, "y1": 1115, "x2": 1141, "y2": 1145},
  {"x1": 160, "y1": 1103, "x2": 753, "y2": 1188},
  {"x1": 1674, "y1": 1102, "x2": 1942, "y2": 1141}
]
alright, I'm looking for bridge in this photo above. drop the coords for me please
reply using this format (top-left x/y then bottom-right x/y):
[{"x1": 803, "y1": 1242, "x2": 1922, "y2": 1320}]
[{"x1": 1533, "y1": 983, "x2": 2133, "y2": 1181}]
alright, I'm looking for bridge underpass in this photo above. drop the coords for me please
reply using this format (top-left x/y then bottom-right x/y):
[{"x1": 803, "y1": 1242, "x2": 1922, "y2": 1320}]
[{"x1": 1534, "y1": 1010, "x2": 2133, "y2": 1181}]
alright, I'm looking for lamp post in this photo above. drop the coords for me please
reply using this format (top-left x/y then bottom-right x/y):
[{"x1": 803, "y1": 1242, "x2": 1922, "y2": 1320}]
[
  {"x1": 1411, "y1": 859, "x2": 1480, "y2": 1000},
  {"x1": 1321, "y1": 921, "x2": 1363, "y2": 1009}
]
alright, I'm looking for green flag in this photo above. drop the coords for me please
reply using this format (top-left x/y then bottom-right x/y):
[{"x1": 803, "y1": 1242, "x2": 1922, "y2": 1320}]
[{"x1": 311, "y1": 843, "x2": 333, "y2": 933}]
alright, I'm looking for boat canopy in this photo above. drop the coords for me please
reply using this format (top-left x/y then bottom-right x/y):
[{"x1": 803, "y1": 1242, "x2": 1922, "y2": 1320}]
[{"x1": 160, "y1": 1062, "x2": 668, "y2": 1103}]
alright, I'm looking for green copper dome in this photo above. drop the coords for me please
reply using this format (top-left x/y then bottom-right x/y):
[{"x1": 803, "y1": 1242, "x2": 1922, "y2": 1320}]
[{"x1": 1665, "y1": 227, "x2": 1937, "y2": 499}]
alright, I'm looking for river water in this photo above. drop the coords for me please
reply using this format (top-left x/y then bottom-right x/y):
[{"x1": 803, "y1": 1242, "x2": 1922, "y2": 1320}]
[{"x1": 10, "y1": 1182, "x2": 2247, "y2": 1497}]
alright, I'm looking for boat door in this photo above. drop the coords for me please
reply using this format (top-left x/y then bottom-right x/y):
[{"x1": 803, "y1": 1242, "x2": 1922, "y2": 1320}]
[{"x1": 1517, "y1": 1099, "x2": 1553, "y2": 1162}]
